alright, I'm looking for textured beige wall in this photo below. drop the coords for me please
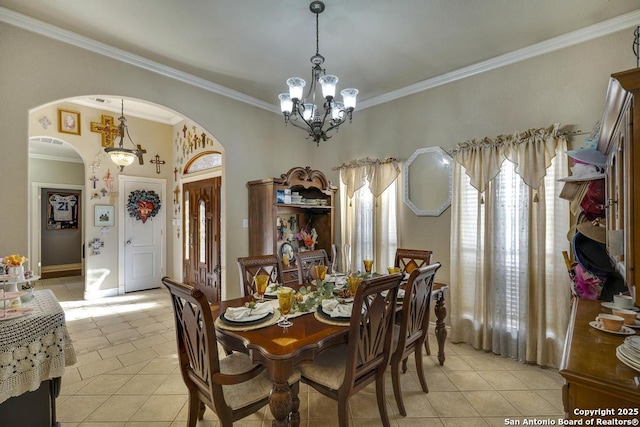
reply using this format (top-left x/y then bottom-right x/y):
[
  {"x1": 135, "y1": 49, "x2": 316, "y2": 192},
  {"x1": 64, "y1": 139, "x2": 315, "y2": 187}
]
[
  {"x1": 311, "y1": 29, "x2": 636, "y2": 285},
  {"x1": 29, "y1": 159, "x2": 84, "y2": 185},
  {"x1": 0, "y1": 22, "x2": 306, "y2": 297},
  {"x1": 1, "y1": 21, "x2": 636, "y2": 295}
]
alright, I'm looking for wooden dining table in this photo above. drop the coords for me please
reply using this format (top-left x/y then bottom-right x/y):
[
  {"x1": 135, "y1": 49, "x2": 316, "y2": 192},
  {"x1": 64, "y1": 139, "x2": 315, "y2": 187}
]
[{"x1": 211, "y1": 280, "x2": 450, "y2": 426}]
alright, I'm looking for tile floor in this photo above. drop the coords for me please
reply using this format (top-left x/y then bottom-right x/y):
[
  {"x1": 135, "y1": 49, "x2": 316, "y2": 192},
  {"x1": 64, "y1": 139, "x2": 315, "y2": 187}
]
[{"x1": 37, "y1": 275, "x2": 565, "y2": 426}]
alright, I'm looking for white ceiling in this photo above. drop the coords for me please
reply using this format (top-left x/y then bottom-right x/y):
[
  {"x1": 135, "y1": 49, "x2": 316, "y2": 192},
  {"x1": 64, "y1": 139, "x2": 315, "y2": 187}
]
[{"x1": 4, "y1": 1, "x2": 639, "y2": 161}]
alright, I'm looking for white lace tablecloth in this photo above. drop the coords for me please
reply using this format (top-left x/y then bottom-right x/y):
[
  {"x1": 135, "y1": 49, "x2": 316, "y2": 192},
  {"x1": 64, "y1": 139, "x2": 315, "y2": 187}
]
[{"x1": 0, "y1": 289, "x2": 76, "y2": 404}]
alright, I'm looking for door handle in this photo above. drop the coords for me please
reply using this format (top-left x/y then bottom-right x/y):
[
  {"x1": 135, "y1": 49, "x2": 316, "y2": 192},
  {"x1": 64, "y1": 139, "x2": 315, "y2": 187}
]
[
  {"x1": 126, "y1": 239, "x2": 132, "y2": 245},
  {"x1": 213, "y1": 264, "x2": 221, "y2": 274}
]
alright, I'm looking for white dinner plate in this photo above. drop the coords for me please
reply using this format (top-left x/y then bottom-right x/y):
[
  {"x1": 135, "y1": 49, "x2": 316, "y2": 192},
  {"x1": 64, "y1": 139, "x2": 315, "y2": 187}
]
[
  {"x1": 624, "y1": 336, "x2": 640, "y2": 352},
  {"x1": 616, "y1": 346, "x2": 640, "y2": 372},
  {"x1": 601, "y1": 302, "x2": 639, "y2": 311},
  {"x1": 0, "y1": 291, "x2": 25, "y2": 301},
  {"x1": 588, "y1": 321, "x2": 636, "y2": 336},
  {"x1": 0, "y1": 308, "x2": 32, "y2": 321}
]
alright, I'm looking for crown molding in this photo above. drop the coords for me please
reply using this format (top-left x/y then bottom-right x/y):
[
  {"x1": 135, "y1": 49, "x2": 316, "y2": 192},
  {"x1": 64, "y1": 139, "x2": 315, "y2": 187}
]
[
  {"x1": 29, "y1": 153, "x2": 84, "y2": 164},
  {"x1": 0, "y1": 7, "x2": 279, "y2": 115},
  {"x1": 2, "y1": 7, "x2": 639, "y2": 113},
  {"x1": 359, "y1": 9, "x2": 640, "y2": 110}
]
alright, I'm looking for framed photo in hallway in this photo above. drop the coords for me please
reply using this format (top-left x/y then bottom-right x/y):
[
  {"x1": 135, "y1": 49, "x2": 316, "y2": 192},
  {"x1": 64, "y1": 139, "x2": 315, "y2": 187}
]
[{"x1": 94, "y1": 205, "x2": 115, "y2": 227}]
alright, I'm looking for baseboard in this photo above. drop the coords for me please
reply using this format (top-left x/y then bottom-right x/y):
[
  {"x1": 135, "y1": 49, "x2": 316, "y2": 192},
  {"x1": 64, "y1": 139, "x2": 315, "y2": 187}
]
[{"x1": 41, "y1": 263, "x2": 82, "y2": 273}]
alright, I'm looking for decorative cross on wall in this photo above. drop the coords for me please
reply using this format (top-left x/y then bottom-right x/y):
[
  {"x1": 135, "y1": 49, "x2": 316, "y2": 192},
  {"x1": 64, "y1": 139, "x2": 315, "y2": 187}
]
[
  {"x1": 150, "y1": 154, "x2": 166, "y2": 174},
  {"x1": 103, "y1": 169, "x2": 113, "y2": 189},
  {"x1": 136, "y1": 144, "x2": 147, "y2": 164},
  {"x1": 90, "y1": 115, "x2": 120, "y2": 147},
  {"x1": 173, "y1": 167, "x2": 179, "y2": 181},
  {"x1": 89, "y1": 176, "x2": 99, "y2": 189}
]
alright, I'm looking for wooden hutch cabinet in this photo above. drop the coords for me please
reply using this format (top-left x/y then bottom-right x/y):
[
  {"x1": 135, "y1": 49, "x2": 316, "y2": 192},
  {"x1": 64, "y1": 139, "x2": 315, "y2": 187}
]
[
  {"x1": 559, "y1": 68, "x2": 640, "y2": 420},
  {"x1": 247, "y1": 166, "x2": 337, "y2": 284}
]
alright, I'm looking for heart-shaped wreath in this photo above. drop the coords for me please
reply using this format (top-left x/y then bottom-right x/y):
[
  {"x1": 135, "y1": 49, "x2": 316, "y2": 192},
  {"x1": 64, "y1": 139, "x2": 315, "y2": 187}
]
[{"x1": 127, "y1": 190, "x2": 161, "y2": 223}]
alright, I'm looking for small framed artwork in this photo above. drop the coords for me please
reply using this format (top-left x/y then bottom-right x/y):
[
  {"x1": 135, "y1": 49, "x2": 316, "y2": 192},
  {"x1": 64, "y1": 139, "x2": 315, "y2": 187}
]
[
  {"x1": 95, "y1": 205, "x2": 115, "y2": 227},
  {"x1": 58, "y1": 108, "x2": 81, "y2": 135}
]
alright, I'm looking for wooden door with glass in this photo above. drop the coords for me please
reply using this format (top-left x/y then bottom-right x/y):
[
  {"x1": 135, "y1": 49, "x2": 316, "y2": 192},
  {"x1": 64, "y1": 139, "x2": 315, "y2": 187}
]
[{"x1": 183, "y1": 178, "x2": 221, "y2": 302}]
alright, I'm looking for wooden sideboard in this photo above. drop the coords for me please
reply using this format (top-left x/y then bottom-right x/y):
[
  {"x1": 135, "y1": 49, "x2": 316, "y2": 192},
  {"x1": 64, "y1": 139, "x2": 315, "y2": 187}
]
[
  {"x1": 247, "y1": 166, "x2": 337, "y2": 270},
  {"x1": 559, "y1": 298, "x2": 640, "y2": 420}
]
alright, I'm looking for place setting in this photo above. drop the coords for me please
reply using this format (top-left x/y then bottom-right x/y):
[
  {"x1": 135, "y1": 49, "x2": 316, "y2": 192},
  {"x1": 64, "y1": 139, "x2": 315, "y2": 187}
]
[{"x1": 588, "y1": 313, "x2": 636, "y2": 336}]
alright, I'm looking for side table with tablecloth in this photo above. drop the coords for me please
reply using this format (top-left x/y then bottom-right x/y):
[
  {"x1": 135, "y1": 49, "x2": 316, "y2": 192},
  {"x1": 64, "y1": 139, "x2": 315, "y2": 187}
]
[{"x1": 0, "y1": 289, "x2": 76, "y2": 426}]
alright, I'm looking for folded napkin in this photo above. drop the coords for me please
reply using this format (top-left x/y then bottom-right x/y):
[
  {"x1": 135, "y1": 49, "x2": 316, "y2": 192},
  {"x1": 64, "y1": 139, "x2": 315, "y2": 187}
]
[
  {"x1": 381, "y1": 289, "x2": 405, "y2": 299},
  {"x1": 225, "y1": 302, "x2": 273, "y2": 321},
  {"x1": 321, "y1": 299, "x2": 353, "y2": 318}
]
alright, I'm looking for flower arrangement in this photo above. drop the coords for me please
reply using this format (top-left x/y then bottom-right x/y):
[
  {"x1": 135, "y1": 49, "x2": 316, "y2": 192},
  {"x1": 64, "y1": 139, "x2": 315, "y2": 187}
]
[
  {"x1": 2, "y1": 254, "x2": 27, "y2": 266},
  {"x1": 297, "y1": 227, "x2": 318, "y2": 249}
]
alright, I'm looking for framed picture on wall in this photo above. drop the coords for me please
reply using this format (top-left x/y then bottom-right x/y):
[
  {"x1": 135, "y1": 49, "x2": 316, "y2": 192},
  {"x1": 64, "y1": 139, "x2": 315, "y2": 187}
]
[
  {"x1": 58, "y1": 108, "x2": 81, "y2": 135},
  {"x1": 46, "y1": 191, "x2": 80, "y2": 230},
  {"x1": 95, "y1": 205, "x2": 115, "y2": 227}
]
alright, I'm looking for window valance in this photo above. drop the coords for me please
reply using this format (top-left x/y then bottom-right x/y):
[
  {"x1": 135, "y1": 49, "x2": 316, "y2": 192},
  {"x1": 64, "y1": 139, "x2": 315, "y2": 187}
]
[
  {"x1": 451, "y1": 123, "x2": 566, "y2": 192},
  {"x1": 337, "y1": 157, "x2": 401, "y2": 198}
]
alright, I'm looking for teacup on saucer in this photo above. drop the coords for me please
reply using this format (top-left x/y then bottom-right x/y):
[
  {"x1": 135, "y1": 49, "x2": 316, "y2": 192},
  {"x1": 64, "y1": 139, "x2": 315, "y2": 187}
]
[
  {"x1": 612, "y1": 308, "x2": 637, "y2": 326},
  {"x1": 596, "y1": 313, "x2": 624, "y2": 332}
]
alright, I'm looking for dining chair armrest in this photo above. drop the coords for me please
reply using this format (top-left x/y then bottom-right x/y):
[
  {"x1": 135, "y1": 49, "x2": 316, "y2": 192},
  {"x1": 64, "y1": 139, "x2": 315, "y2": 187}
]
[{"x1": 212, "y1": 364, "x2": 265, "y2": 385}]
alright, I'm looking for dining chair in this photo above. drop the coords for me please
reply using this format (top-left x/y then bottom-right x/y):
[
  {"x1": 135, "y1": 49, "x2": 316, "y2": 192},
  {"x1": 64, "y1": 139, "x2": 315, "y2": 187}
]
[
  {"x1": 394, "y1": 248, "x2": 435, "y2": 354},
  {"x1": 295, "y1": 249, "x2": 330, "y2": 284},
  {"x1": 390, "y1": 262, "x2": 441, "y2": 416},
  {"x1": 161, "y1": 277, "x2": 300, "y2": 427},
  {"x1": 236, "y1": 254, "x2": 283, "y2": 297},
  {"x1": 394, "y1": 248, "x2": 433, "y2": 274},
  {"x1": 298, "y1": 272, "x2": 403, "y2": 427}
]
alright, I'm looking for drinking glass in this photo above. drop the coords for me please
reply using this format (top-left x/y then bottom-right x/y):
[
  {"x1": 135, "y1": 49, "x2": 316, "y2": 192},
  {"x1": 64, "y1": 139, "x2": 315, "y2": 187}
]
[
  {"x1": 254, "y1": 273, "x2": 270, "y2": 302},
  {"x1": 313, "y1": 265, "x2": 328, "y2": 282},
  {"x1": 346, "y1": 275, "x2": 363, "y2": 297},
  {"x1": 387, "y1": 266, "x2": 401, "y2": 274},
  {"x1": 277, "y1": 287, "x2": 295, "y2": 327},
  {"x1": 363, "y1": 259, "x2": 374, "y2": 273}
]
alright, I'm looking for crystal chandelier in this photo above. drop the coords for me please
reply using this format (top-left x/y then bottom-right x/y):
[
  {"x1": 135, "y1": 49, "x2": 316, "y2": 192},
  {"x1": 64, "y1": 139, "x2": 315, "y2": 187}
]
[
  {"x1": 278, "y1": 1, "x2": 358, "y2": 146},
  {"x1": 104, "y1": 100, "x2": 144, "y2": 171}
]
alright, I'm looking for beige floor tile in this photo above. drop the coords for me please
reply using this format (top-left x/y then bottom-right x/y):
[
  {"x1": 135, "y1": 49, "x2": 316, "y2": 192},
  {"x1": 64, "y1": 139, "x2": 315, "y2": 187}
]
[
  {"x1": 129, "y1": 395, "x2": 188, "y2": 422},
  {"x1": 154, "y1": 374, "x2": 189, "y2": 394},
  {"x1": 426, "y1": 392, "x2": 480, "y2": 418},
  {"x1": 443, "y1": 371, "x2": 494, "y2": 391},
  {"x1": 131, "y1": 334, "x2": 168, "y2": 350},
  {"x1": 430, "y1": 355, "x2": 473, "y2": 371},
  {"x1": 308, "y1": 392, "x2": 338, "y2": 419},
  {"x1": 78, "y1": 357, "x2": 125, "y2": 379},
  {"x1": 510, "y1": 369, "x2": 564, "y2": 390},
  {"x1": 124, "y1": 423, "x2": 171, "y2": 427},
  {"x1": 499, "y1": 390, "x2": 563, "y2": 416},
  {"x1": 86, "y1": 395, "x2": 151, "y2": 422},
  {"x1": 440, "y1": 418, "x2": 489, "y2": 426},
  {"x1": 106, "y1": 328, "x2": 142, "y2": 344},
  {"x1": 78, "y1": 422, "x2": 126, "y2": 427},
  {"x1": 98, "y1": 342, "x2": 138, "y2": 360},
  {"x1": 117, "y1": 346, "x2": 159, "y2": 366},
  {"x1": 413, "y1": 371, "x2": 457, "y2": 392},
  {"x1": 396, "y1": 419, "x2": 444, "y2": 427},
  {"x1": 462, "y1": 391, "x2": 520, "y2": 417},
  {"x1": 138, "y1": 356, "x2": 179, "y2": 374},
  {"x1": 476, "y1": 371, "x2": 529, "y2": 391},
  {"x1": 100, "y1": 322, "x2": 134, "y2": 335},
  {"x1": 117, "y1": 374, "x2": 168, "y2": 394},
  {"x1": 77, "y1": 374, "x2": 133, "y2": 395},
  {"x1": 57, "y1": 395, "x2": 111, "y2": 423},
  {"x1": 459, "y1": 355, "x2": 507, "y2": 371}
]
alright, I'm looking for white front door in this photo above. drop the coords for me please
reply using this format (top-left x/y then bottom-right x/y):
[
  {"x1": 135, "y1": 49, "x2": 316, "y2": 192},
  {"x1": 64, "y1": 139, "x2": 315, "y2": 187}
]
[{"x1": 120, "y1": 176, "x2": 166, "y2": 292}]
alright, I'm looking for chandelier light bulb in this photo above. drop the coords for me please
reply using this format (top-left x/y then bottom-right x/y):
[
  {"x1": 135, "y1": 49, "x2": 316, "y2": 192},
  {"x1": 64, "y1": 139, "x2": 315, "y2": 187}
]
[
  {"x1": 332, "y1": 101, "x2": 345, "y2": 121},
  {"x1": 341, "y1": 88, "x2": 359, "y2": 110},
  {"x1": 278, "y1": 93, "x2": 293, "y2": 114},
  {"x1": 318, "y1": 74, "x2": 338, "y2": 98},
  {"x1": 287, "y1": 77, "x2": 306, "y2": 100},
  {"x1": 302, "y1": 103, "x2": 316, "y2": 121}
]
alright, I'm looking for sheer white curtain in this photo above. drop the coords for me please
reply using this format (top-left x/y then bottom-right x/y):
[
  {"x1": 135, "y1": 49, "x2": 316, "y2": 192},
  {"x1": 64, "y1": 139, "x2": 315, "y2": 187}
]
[
  {"x1": 450, "y1": 125, "x2": 571, "y2": 367},
  {"x1": 340, "y1": 159, "x2": 399, "y2": 274}
]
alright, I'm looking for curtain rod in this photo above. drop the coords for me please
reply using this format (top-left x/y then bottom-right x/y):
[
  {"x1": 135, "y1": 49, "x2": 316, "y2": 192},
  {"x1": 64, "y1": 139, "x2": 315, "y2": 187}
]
[{"x1": 331, "y1": 156, "x2": 405, "y2": 171}]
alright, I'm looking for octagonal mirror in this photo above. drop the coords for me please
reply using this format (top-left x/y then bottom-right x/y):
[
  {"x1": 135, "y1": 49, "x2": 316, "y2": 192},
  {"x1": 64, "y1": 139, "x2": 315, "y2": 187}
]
[{"x1": 403, "y1": 146, "x2": 453, "y2": 216}]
